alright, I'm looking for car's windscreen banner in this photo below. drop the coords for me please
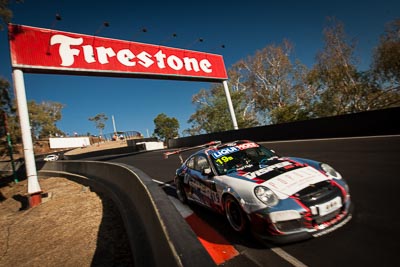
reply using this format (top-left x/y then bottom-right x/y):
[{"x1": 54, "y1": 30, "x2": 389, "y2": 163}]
[{"x1": 8, "y1": 24, "x2": 228, "y2": 82}]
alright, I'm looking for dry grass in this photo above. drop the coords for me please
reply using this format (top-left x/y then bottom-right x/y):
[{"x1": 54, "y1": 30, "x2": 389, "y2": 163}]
[{"x1": 0, "y1": 177, "x2": 133, "y2": 266}]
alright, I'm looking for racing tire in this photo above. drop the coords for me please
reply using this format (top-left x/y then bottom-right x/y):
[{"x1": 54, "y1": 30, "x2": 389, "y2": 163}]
[
  {"x1": 224, "y1": 195, "x2": 248, "y2": 233},
  {"x1": 175, "y1": 177, "x2": 188, "y2": 204}
]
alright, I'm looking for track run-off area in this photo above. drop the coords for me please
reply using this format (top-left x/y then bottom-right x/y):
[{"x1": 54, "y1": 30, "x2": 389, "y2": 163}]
[{"x1": 102, "y1": 135, "x2": 399, "y2": 267}]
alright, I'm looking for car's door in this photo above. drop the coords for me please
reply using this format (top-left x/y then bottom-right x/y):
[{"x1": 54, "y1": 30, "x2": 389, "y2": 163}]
[{"x1": 185, "y1": 154, "x2": 219, "y2": 207}]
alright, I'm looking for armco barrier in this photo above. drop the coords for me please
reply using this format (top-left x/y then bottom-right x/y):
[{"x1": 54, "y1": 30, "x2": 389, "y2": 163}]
[
  {"x1": 168, "y1": 107, "x2": 400, "y2": 148},
  {"x1": 38, "y1": 161, "x2": 215, "y2": 267}
]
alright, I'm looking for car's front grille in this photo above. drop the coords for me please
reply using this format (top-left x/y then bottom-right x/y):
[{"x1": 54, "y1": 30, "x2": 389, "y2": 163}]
[
  {"x1": 297, "y1": 181, "x2": 342, "y2": 206},
  {"x1": 313, "y1": 209, "x2": 341, "y2": 225},
  {"x1": 275, "y1": 219, "x2": 303, "y2": 232}
]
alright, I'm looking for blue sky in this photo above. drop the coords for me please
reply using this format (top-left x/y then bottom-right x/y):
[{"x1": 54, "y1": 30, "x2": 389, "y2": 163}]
[{"x1": 1, "y1": 0, "x2": 399, "y2": 137}]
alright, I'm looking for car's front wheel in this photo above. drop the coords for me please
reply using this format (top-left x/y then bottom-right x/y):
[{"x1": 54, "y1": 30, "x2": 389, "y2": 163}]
[
  {"x1": 175, "y1": 176, "x2": 188, "y2": 204},
  {"x1": 224, "y1": 195, "x2": 248, "y2": 232}
]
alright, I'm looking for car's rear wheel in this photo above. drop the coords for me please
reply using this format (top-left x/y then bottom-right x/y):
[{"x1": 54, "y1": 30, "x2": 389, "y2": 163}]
[
  {"x1": 175, "y1": 177, "x2": 188, "y2": 204},
  {"x1": 224, "y1": 195, "x2": 247, "y2": 232}
]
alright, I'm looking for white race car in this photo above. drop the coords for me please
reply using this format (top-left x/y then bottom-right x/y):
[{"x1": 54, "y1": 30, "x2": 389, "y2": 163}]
[
  {"x1": 166, "y1": 140, "x2": 352, "y2": 243},
  {"x1": 44, "y1": 154, "x2": 59, "y2": 161}
]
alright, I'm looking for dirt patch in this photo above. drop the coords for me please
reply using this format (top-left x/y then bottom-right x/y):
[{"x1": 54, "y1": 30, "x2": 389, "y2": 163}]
[{"x1": 0, "y1": 177, "x2": 134, "y2": 266}]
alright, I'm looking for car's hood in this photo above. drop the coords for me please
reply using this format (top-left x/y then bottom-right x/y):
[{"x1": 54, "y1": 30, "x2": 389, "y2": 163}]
[{"x1": 222, "y1": 158, "x2": 330, "y2": 199}]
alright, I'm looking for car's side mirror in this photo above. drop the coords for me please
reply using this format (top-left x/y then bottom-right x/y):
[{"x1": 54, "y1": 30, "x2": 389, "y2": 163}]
[{"x1": 202, "y1": 167, "x2": 212, "y2": 177}]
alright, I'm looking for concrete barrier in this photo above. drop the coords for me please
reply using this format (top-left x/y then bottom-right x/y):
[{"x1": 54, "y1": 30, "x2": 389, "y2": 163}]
[
  {"x1": 168, "y1": 107, "x2": 400, "y2": 148},
  {"x1": 38, "y1": 161, "x2": 215, "y2": 267},
  {"x1": 63, "y1": 146, "x2": 136, "y2": 160}
]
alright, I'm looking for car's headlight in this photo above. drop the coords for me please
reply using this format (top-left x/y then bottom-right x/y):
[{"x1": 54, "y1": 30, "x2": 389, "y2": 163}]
[
  {"x1": 321, "y1": 163, "x2": 342, "y2": 179},
  {"x1": 254, "y1": 186, "x2": 279, "y2": 207}
]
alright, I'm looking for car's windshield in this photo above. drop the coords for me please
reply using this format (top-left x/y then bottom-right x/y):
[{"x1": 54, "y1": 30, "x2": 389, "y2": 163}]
[{"x1": 210, "y1": 144, "x2": 277, "y2": 175}]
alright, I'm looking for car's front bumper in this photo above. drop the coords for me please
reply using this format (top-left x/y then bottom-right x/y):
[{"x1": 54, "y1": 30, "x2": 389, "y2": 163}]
[{"x1": 249, "y1": 200, "x2": 353, "y2": 244}]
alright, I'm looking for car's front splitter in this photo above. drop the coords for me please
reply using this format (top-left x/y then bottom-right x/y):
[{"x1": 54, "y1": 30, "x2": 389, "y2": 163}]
[{"x1": 248, "y1": 202, "x2": 353, "y2": 244}]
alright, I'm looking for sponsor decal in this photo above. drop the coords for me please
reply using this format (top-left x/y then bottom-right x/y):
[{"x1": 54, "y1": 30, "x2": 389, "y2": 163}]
[
  {"x1": 8, "y1": 24, "x2": 228, "y2": 81},
  {"x1": 188, "y1": 179, "x2": 219, "y2": 203},
  {"x1": 242, "y1": 161, "x2": 293, "y2": 179},
  {"x1": 214, "y1": 155, "x2": 234, "y2": 165},
  {"x1": 235, "y1": 142, "x2": 259, "y2": 150},
  {"x1": 211, "y1": 147, "x2": 239, "y2": 159},
  {"x1": 264, "y1": 167, "x2": 329, "y2": 198}
]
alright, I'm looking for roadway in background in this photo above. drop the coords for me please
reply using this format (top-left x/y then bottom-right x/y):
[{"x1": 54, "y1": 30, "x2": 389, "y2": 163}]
[{"x1": 103, "y1": 135, "x2": 399, "y2": 266}]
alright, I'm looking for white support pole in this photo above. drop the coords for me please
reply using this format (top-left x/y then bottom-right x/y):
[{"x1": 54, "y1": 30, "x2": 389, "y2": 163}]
[
  {"x1": 222, "y1": 80, "x2": 239, "y2": 130},
  {"x1": 112, "y1": 115, "x2": 117, "y2": 133},
  {"x1": 12, "y1": 69, "x2": 42, "y2": 205}
]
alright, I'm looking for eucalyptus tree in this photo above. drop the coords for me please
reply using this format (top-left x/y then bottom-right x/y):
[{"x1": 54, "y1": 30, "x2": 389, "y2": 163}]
[
  {"x1": 185, "y1": 78, "x2": 258, "y2": 135},
  {"x1": 28, "y1": 100, "x2": 65, "y2": 139},
  {"x1": 369, "y1": 18, "x2": 400, "y2": 109},
  {"x1": 308, "y1": 17, "x2": 368, "y2": 116},
  {"x1": 235, "y1": 40, "x2": 316, "y2": 124},
  {"x1": 153, "y1": 113, "x2": 179, "y2": 140},
  {"x1": 89, "y1": 113, "x2": 108, "y2": 137}
]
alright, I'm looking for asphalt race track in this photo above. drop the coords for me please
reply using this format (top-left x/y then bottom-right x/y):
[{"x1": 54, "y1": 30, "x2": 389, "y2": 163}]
[{"x1": 104, "y1": 135, "x2": 400, "y2": 267}]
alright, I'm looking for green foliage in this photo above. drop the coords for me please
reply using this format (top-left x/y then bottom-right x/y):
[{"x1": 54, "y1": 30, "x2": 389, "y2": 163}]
[
  {"x1": 0, "y1": 0, "x2": 23, "y2": 30},
  {"x1": 185, "y1": 17, "x2": 400, "y2": 136},
  {"x1": 88, "y1": 113, "x2": 108, "y2": 136},
  {"x1": 185, "y1": 83, "x2": 258, "y2": 135},
  {"x1": 370, "y1": 19, "x2": 400, "y2": 108},
  {"x1": 5, "y1": 111, "x2": 20, "y2": 144},
  {"x1": 0, "y1": 0, "x2": 12, "y2": 30},
  {"x1": 0, "y1": 78, "x2": 12, "y2": 137},
  {"x1": 308, "y1": 18, "x2": 363, "y2": 115},
  {"x1": 28, "y1": 100, "x2": 65, "y2": 139},
  {"x1": 309, "y1": 17, "x2": 400, "y2": 115},
  {"x1": 1, "y1": 97, "x2": 65, "y2": 155},
  {"x1": 153, "y1": 113, "x2": 179, "y2": 141},
  {"x1": 372, "y1": 19, "x2": 400, "y2": 83},
  {"x1": 0, "y1": 78, "x2": 15, "y2": 152}
]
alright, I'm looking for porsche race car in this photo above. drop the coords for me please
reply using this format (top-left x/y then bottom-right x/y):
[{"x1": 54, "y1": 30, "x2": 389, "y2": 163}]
[{"x1": 165, "y1": 140, "x2": 352, "y2": 243}]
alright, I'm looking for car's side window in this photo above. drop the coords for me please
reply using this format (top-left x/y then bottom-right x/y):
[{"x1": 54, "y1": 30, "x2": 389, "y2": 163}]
[
  {"x1": 186, "y1": 157, "x2": 195, "y2": 169},
  {"x1": 195, "y1": 156, "x2": 209, "y2": 171}
]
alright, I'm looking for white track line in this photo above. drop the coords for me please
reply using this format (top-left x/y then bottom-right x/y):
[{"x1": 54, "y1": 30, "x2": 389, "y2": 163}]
[{"x1": 269, "y1": 247, "x2": 308, "y2": 267}]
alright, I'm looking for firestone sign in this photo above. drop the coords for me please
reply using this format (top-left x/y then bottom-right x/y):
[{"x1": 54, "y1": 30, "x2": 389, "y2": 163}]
[
  {"x1": 8, "y1": 24, "x2": 236, "y2": 207},
  {"x1": 8, "y1": 24, "x2": 228, "y2": 81}
]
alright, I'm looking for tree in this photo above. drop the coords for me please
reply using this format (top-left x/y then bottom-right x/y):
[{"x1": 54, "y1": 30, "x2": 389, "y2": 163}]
[
  {"x1": 369, "y1": 19, "x2": 400, "y2": 108},
  {"x1": 88, "y1": 113, "x2": 108, "y2": 137},
  {"x1": 308, "y1": 17, "x2": 370, "y2": 116},
  {"x1": 0, "y1": 78, "x2": 12, "y2": 155},
  {"x1": 1, "y1": 1, "x2": 23, "y2": 152},
  {"x1": 28, "y1": 100, "x2": 65, "y2": 139},
  {"x1": 0, "y1": 0, "x2": 14, "y2": 137},
  {"x1": 0, "y1": 87, "x2": 21, "y2": 152},
  {"x1": 309, "y1": 17, "x2": 400, "y2": 115},
  {"x1": 0, "y1": 0, "x2": 13, "y2": 30},
  {"x1": 185, "y1": 81, "x2": 258, "y2": 135},
  {"x1": 237, "y1": 40, "x2": 317, "y2": 124},
  {"x1": 153, "y1": 113, "x2": 179, "y2": 141},
  {"x1": 187, "y1": 40, "x2": 322, "y2": 133},
  {"x1": 0, "y1": 78, "x2": 12, "y2": 134},
  {"x1": 373, "y1": 19, "x2": 400, "y2": 84}
]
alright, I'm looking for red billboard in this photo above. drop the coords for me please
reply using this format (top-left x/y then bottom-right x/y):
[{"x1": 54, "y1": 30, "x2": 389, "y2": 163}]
[{"x1": 8, "y1": 24, "x2": 228, "y2": 82}]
